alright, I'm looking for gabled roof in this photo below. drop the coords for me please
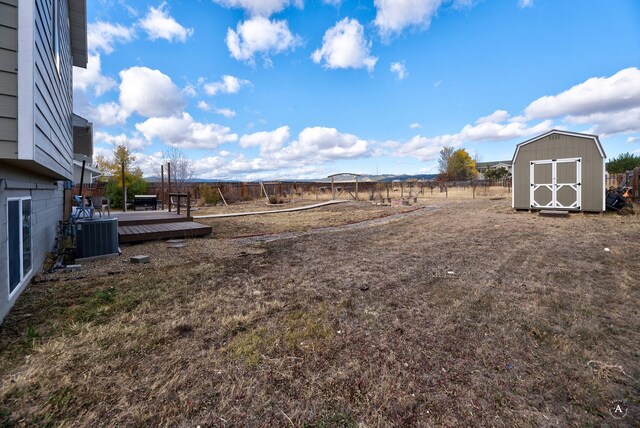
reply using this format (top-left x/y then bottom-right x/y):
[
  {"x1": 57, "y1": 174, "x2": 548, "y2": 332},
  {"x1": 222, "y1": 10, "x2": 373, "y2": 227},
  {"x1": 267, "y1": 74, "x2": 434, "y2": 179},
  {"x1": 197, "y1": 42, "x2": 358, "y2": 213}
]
[
  {"x1": 69, "y1": 0, "x2": 88, "y2": 68},
  {"x1": 512, "y1": 129, "x2": 606, "y2": 162},
  {"x1": 476, "y1": 160, "x2": 512, "y2": 169}
]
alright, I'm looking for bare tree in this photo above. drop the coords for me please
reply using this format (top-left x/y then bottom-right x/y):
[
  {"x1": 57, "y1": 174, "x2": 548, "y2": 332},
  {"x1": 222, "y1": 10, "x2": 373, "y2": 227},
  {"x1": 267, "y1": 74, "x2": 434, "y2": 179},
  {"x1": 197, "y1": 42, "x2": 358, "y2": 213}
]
[
  {"x1": 163, "y1": 147, "x2": 194, "y2": 192},
  {"x1": 438, "y1": 146, "x2": 454, "y2": 180}
]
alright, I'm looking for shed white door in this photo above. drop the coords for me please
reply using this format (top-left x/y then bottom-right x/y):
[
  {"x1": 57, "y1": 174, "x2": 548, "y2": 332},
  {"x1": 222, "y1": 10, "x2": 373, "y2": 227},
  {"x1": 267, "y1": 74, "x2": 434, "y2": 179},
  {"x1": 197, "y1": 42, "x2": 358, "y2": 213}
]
[{"x1": 530, "y1": 158, "x2": 581, "y2": 209}]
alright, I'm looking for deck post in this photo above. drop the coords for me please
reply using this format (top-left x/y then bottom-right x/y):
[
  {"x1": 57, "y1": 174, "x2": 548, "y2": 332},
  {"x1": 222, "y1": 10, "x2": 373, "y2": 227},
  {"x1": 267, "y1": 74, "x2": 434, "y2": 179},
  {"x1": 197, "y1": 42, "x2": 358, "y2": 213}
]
[
  {"x1": 121, "y1": 160, "x2": 126, "y2": 212},
  {"x1": 187, "y1": 193, "x2": 191, "y2": 218},
  {"x1": 160, "y1": 164, "x2": 165, "y2": 210}
]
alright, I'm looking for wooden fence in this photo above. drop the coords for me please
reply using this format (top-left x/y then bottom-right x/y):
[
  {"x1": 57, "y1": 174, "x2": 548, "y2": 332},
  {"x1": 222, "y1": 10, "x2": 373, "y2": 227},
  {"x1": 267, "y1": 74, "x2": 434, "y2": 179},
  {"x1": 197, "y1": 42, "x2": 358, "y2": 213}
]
[
  {"x1": 74, "y1": 178, "x2": 513, "y2": 206},
  {"x1": 607, "y1": 167, "x2": 639, "y2": 201}
]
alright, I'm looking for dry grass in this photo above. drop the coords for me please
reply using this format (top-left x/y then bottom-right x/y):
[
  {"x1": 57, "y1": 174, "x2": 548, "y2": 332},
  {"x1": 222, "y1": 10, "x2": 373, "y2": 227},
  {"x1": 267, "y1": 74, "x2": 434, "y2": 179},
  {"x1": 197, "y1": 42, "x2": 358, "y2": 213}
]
[{"x1": 0, "y1": 199, "x2": 639, "y2": 426}]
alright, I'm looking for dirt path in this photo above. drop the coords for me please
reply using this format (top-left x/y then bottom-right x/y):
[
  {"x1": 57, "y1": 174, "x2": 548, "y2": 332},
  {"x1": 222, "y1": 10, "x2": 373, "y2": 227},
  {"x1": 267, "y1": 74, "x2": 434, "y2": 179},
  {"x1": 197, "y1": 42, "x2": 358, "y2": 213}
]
[
  {"x1": 233, "y1": 205, "x2": 438, "y2": 244},
  {"x1": 193, "y1": 200, "x2": 349, "y2": 219}
]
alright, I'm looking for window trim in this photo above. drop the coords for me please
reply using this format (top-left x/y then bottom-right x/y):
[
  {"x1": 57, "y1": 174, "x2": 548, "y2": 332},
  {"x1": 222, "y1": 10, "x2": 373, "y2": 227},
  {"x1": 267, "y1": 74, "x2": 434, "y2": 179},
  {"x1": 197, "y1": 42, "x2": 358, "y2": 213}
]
[{"x1": 7, "y1": 197, "x2": 33, "y2": 300}]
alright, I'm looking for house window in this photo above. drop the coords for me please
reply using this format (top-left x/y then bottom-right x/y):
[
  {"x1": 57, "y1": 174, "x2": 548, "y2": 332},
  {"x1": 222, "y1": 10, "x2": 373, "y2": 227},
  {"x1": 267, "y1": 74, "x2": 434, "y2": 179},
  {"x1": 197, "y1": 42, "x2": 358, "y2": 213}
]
[
  {"x1": 53, "y1": 0, "x2": 60, "y2": 73},
  {"x1": 7, "y1": 198, "x2": 32, "y2": 297}
]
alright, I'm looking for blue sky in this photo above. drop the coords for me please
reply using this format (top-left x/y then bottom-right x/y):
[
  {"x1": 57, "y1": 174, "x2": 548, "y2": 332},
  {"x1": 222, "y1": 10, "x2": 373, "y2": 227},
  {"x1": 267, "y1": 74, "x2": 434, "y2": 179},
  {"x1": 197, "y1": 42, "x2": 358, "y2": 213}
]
[{"x1": 74, "y1": 0, "x2": 640, "y2": 180}]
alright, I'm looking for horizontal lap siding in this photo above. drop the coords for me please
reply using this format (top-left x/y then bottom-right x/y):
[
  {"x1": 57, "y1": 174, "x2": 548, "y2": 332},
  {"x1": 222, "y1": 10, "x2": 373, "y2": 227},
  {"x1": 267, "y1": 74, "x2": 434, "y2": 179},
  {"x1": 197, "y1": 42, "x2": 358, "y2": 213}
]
[
  {"x1": 514, "y1": 134, "x2": 604, "y2": 211},
  {"x1": 33, "y1": 0, "x2": 73, "y2": 179},
  {"x1": 0, "y1": 0, "x2": 18, "y2": 157},
  {"x1": 0, "y1": 163, "x2": 63, "y2": 322}
]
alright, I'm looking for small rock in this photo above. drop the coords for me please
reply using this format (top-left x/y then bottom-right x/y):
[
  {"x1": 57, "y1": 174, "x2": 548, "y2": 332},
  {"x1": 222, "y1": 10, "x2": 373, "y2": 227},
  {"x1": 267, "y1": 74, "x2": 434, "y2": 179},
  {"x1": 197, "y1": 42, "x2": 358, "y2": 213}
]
[
  {"x1": 130, "y1": 255, "x2": 150, "y2": 264},
  {"x1": 604, "y1": 248, "x2": 610, "y2": 252},
  {"x1": 65, "y1": 264, "x2": 82, "y2": 272}
]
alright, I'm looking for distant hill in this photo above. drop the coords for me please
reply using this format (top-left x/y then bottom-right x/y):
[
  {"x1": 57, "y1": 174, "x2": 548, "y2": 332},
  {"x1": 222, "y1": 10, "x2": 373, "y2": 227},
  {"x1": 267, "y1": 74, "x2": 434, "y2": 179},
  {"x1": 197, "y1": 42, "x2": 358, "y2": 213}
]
[{"x1": 142, "y1": 174, "x2": 438, "y2": 183}]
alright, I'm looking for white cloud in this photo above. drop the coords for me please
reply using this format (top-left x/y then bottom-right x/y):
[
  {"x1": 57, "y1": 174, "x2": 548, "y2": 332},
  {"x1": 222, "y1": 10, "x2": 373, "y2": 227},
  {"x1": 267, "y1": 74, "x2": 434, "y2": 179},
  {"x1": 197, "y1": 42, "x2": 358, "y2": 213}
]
[
  {"x1": 434, "y1": 80, "x2": 444, "y2": 88},
  {"x1": 87, "y1": 102, "x2": 129, "y2": 126},
  {"x1": 476, "y1": 110, "x2": 509, "y2": 124},
  {"x1": 627, "y1": 136, "x2": 640, "y2": 143},
  {"x1": 525, "y1": 68, "x2": 640, "y2": 120},
  {"x1": 274, "y1": 126, "x2": 369, "y2": 161},
  {"x1": 518, "y1": 0, "x2": 534, "y2": 8},
  {"x1": 139, "y1": 2, "x2": 193, "y2": 42},
  {"x1": 323, "y1": 0, "x2": 342, "y2": 5},
  {"x1": 204, "y1": 75, "x2": 251, "y2": 95},
  {"x1": 396, "y1": 111, "x2": 552, "y2": 161},
  {"x1": 87, "y1": 21, "x2": 135, "y2": 54},
  {"x1": 183, "y1": 84, "x2": 197, "y2": 97},
  {"x1": 94, "y1": 131, "x2": 150, "y2": 151},
  {"x1": 410, "y1": 122, "x2": 422, "y2": 129},
  {"x1": 312, "y1": 18, "x2": 377, "y2": 72},
  {"x1": 390, "y1": 61, "x2": 408, "y2": 80},
  {"x1": 525, "y1": 67, "x2": 640, "y2": 135},
  {"x1": 197, "y1": 101, "x2": 212, "y2": 111},
  {"x1": 119, "y1": 67, "x2": 185, "y2": 118},
  {"x1": 73, "y1": 54, "x2": 116, "y2": 96},
  {"x1": 374, "y1": 0, "x2": 445, "y2": 37},
  {"x1": 564, "y1": 107, "x2": 640, "y2": 136},
  {"x1": 226, "y1": 17, "x2": 302, "y2": 64},
  {"x1": 198, "y1": 101, "x2": 237, "y2": 118},
  {"x1": 240, "y1": 126, "x2": 290, "y2": 154},
  {"x1": 215, "y1": 107, "x2": 237, "y2": 118},
  {"x1": 212, "y1": 0, "x2": 303, "y2": 17},
  {"x1": 135, "y1": 112, "x2": 238, "y2": 149}
]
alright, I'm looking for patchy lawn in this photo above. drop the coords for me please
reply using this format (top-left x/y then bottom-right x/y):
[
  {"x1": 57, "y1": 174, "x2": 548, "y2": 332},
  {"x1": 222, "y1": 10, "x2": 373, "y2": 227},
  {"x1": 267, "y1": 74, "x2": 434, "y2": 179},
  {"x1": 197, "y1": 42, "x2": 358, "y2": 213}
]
[{"x1": 0, "y1": 199, "x2": 638, "y2": 426}]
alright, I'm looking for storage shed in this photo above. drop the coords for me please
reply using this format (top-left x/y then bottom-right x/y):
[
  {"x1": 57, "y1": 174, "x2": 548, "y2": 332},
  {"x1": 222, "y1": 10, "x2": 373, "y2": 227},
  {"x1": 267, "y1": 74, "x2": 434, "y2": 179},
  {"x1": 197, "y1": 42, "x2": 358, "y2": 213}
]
[{"x1": 512, "y1": 130, "x2": 606, "y2": 212}]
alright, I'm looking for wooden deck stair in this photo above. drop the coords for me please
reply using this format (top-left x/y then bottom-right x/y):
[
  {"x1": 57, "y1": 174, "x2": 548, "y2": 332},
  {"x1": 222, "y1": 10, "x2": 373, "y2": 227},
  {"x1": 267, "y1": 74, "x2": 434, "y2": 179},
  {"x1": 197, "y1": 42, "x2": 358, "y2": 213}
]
[{"x1": 113, "y1": 211, "x2": 212, "y2": 243}]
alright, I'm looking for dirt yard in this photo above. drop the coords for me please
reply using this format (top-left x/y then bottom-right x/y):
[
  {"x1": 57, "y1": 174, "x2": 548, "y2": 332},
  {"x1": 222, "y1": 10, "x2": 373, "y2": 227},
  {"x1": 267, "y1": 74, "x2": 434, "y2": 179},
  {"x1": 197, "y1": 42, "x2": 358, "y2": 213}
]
[{"x1": 1, "y1": 199, "x2": 638, "y2": 426}]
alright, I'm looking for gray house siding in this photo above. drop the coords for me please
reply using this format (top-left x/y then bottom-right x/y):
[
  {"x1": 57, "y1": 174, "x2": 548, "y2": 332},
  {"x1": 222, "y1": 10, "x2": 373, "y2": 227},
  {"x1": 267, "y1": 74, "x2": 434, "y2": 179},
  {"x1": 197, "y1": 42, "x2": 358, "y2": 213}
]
[
  {"x1": 513, "y1": 132, "x2": 605, "y2": 212},
  {"x1": 1, "y1": 0, "x2": 86, "y2": 323},
  {"x1": 33, "y1": 0, "x2": 74, "y2": 179},
  {"x1": 0, "y1": 164, "x2": 63, "y2": 322},
  {"x1": 0, "y1": 0, "x2": 18, "y2": 158}
]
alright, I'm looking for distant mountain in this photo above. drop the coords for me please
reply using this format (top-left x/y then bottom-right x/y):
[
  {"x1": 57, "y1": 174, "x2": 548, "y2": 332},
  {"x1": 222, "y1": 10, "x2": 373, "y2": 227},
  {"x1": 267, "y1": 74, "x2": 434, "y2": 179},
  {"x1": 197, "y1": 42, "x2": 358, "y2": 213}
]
[{"x1": 142, "y1": 174, "x2": 439, "y2": 183}]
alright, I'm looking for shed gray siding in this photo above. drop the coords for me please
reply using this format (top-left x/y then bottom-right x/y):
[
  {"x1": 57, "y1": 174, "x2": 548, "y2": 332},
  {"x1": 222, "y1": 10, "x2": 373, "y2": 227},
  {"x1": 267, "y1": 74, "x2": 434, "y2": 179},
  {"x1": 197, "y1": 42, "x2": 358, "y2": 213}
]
[
  {"x1": 0, "y1": 164, "x2": 63, "y2": 322},
  {"x1": 513, "y1": 133, "x2": 605, "y2": 212},
  {"x1": 33, "y1": 0, "x2": 74, "y2": 179},
  {"x1": 0, "y1": 0, "x2": 18, "y2": 158}
]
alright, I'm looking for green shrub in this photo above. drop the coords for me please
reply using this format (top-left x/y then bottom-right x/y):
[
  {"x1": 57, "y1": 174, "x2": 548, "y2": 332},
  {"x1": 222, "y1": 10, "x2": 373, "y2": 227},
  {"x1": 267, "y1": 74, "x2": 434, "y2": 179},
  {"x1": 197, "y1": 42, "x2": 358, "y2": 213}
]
[
  {"x1": 198, "y1": 184, "x2": 221, "y2": 205},
  {"x1": 103, "y1": 178, "x2": 149, "y2": 209}
]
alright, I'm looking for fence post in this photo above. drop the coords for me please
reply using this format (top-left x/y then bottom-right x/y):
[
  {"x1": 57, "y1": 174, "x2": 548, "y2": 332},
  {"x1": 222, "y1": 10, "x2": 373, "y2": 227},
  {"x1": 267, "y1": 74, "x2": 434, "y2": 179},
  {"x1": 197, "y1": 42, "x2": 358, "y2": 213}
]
[
  {"x1": 355, "y1": 176, "x2": 359, "y2": 201},
  {"x1": 331, "y1": 177, "x2": 335, "y2": 199},
  {"x1": 445, "y1": 184, "x2": 448, "y2": 198},
  {"x1": 187, "y1": 193, "x2": 191, "y2": 218}
]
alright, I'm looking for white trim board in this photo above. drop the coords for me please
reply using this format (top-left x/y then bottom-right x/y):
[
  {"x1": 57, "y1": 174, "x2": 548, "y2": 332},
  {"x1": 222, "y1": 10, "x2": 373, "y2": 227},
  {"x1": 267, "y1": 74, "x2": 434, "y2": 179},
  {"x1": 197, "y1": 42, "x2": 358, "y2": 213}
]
[{"x1": 17, "y1": 0, "x2": 35, "y2": 160}]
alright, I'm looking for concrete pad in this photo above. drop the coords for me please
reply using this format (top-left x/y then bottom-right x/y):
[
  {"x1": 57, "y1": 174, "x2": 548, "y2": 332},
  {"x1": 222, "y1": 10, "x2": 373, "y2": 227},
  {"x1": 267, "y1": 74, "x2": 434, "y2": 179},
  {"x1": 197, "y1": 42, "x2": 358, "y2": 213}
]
[{"x1": 130, "y1": 255, "x2": 150, "y2": 264}]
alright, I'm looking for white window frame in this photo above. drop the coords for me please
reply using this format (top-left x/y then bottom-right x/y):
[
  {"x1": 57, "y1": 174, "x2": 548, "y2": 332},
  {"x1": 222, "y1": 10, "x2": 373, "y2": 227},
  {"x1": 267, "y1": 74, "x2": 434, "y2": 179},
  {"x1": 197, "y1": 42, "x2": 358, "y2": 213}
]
[{"x1": 7, "y1": 197, "x2": 33, "y2": 299}]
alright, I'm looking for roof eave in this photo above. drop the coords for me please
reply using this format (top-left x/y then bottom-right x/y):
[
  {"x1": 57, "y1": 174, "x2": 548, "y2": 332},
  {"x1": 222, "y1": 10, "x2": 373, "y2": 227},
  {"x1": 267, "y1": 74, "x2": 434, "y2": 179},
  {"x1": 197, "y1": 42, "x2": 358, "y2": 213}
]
[{"x1": 69, "y1": 0, "x2": 87, "y2": 68}]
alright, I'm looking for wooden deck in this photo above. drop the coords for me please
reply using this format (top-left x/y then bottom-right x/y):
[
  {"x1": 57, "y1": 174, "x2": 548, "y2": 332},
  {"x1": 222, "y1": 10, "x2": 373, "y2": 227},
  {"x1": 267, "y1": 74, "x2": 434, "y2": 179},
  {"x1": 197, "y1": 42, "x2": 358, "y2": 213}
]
[
  {"x1": 113, "y1": 211, "x2": 193, "y2": 226},
  {"x1": 111, "y1": 211, "x2": 212, "y2": 243}
]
